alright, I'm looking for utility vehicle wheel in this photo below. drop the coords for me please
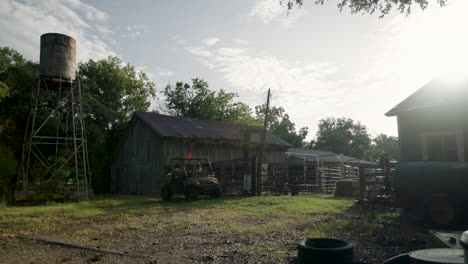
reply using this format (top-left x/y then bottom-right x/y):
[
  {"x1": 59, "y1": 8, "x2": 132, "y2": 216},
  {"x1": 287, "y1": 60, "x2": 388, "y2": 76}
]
[
  {"x1": 428, "y1": 199, "x2": 457, "y2": 227},
  {"x1": 161, "y1": 185, "x2": 173, "y2": 201},
  {"x1": 211, "y1": 189, "x2": 221, "y2": 198},
  {"x1": 185, "y1": 186, "x2": 199, "y2": 200}
]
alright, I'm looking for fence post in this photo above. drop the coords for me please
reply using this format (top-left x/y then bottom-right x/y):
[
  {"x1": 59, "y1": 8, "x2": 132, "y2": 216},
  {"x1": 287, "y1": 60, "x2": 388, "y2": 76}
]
[
  {"x1": 318, "y1": 166, "x2": 322, "y2": 192},
  {"x1": 359, "y1": 163, "x2": 365, "y2": 199},
  {"x1": 303, "y1": 156, "x2": 306, "y2": 192}
]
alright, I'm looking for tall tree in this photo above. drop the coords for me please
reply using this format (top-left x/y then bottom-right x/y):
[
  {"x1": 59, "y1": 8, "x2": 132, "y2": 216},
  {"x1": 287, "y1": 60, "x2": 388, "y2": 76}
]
[
  {"x1": 0, "y1": 48, "x2": 37, "y2": 151},
  {"x1": 255, "y1": 105, "x2": 308, "y2": 148},
  {"x1": 79, "y1": 56, "x2": 156, "y2": 128},
  {"x1": 0, "y1": 49, "x2": 157, "y2": 194},
  {"x1": 0, "y1": 145, "x2": 17, "y2": 198},
  {"x1": 163, "y1": 78, "x2": 258, "y2": 125},
  {"x1": 371, "y1": 133, "x2": 399, "y2": 161},
  {"x1": 285, "y1": 0, "x2": 447, "y2": 17},
  {"x1": 0, "y1": 47, "x2": 38, "y2": 196},
  {"x1": 309, "y1": 117, "x2": 371, "y2": 159},
  {"x1": 0, "y1": 47, "x2": 28, "y2": 101},
  {"x1": 78, "y1": 56, "x2": 156, "y2": 192}
]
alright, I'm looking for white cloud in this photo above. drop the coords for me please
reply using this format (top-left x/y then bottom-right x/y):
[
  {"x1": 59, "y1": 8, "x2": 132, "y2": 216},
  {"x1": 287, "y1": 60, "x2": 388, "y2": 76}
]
[
  {"x1": 217, "y1": 48, "x2": 245, "y2": 57},
  {"x1": 185, "y1": 39, "x2": 355, "y2": 136},
  {"x1": 232, "y1": 38, "x2": 249, "y2": 45},
  {"x1": 0, "y1": 0, "x2": 115, "y2": 62},
  {"x1": 157, "y1": 67, "x2": 175, "y2": 77},
  {"x1": 185, "y1": 46, "x2": 212, "y2": 58},
  {"x1": 202, "y1": 37, "x2": 220, "y2": 46},
  {"x1": 61, "y1": 0, "x2": 109, "y2": 21},
  {"x1": 96, "y1": 25, "x2": 112, "y2": 33},
  {"x1": 249, "y1": 0, "x2": 305, "y2": 26},
  {"x1": 185, "y1": 41, "x2": 344, "y2": 98},
  {"x1": 122, "y1": 24, "x2": 147, "y2": 39},
  {"x1": 363, "y1": 0, "x2": 468, "y2": 117},
  {"x1": 379, "y1": 0, "x2": 468, "y2": 80}
]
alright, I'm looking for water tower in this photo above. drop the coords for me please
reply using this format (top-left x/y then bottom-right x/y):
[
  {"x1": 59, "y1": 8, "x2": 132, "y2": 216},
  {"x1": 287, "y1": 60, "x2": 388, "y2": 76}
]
[{"x1": 19, "y1": 33, "x2": 92, "y2": 201}]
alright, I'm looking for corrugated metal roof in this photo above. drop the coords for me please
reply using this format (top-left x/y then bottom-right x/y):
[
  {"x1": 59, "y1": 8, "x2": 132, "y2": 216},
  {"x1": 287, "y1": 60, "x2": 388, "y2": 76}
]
[
  {"x1": 286, "y1": 148, "x2": 374, "y2": 165},
  {"x1": 135, "y1": 112, "x2": 291, "y2": 146},
  {"x1": 386, "y1": 78, "x2": 468, "y2": 116}
]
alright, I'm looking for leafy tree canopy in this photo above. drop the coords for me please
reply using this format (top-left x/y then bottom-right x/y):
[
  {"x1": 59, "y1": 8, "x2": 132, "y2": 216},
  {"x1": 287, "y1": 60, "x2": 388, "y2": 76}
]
[
  {"x1": 0, "y1": 47, "x2": 35, "y2": 102},
  {"x1": 368, "y1": 133, "x2": 399, "y2": 161},
  {"x1": 78, "y1": 56, "x2": 156, "y2": 192},
  {"x1": 163, "y1": 78, "x2": 258, "y2": 125},
  {"x1": 255, "y1": 105, "x2": 308, "y2": 148},
  {"x1": 0, "y1": 49, "x2": 158, "y2": 194},
  {"x1": 164, "y1": 80, "x2": 307, "y2": 147},
  {"x1": 0, "y1": 47, "x2": 37, "y2": 149},
  {"x1": 0, "y1": 144, "x2": 17, "y2": 197},
  {"x1": 285, "y1": 0, "x2": 447, "y2": 17},
  {"x1": 309, "y1": 117, "x2": 371, "y2": 159},
  {"x1": 79, "y1": 56, "x2": 156, "y2": 130}
]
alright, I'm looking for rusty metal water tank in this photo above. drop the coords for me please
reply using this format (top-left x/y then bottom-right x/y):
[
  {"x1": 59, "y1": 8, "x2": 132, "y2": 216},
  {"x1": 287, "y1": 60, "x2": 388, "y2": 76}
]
[{"x1": 39, "y1": 33, "x2": 76, "y2": 80}]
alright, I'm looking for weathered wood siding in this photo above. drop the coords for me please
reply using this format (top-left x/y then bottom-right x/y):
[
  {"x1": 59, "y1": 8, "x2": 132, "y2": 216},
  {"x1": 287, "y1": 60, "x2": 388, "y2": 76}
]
[
  {"x1": 111, "y1": 118, "x2": 163, "y2": 194},
  {"x1": 397, "y1": 105, "x2": 468, "y2": 161},
  {"x1": 111, "y1": 119, "x2": 288, "y2": 194}
]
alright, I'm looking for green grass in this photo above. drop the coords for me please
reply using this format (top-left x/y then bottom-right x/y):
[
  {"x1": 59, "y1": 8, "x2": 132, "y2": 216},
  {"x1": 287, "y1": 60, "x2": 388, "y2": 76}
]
[
  {"x1": 0, "y1": 194, "x2": 404, "y2": 264},
  {"x1": 303, "y1": 207, "x2": 401, "y2": 239},
  {"x1": 0, "y1": 194, "x2": 354, "y2": 236},
  {"x1": 305, "y1": 219, "x2": 382, "y2": 238}
]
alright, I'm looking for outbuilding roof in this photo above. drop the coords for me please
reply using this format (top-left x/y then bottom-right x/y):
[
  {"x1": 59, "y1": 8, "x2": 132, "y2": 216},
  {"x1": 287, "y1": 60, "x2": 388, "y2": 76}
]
[
  {"x1": 135, "y1": 112, "x2": 291, "y2": 147},
  {"x1": 286, "y1": 148, "x2": 374, "y2": 165},
  {"x1": 385, "y1": 78, "x2": 468, "y2": 116}
]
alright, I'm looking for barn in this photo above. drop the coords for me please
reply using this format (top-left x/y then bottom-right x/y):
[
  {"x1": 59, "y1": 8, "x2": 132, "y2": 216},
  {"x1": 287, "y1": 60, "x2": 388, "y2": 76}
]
[
  {"x1": 110, "y1": 112, "x2": 290, "y2": 194},
  {"x1": 386, "y1": 78, "x2": 468, "y2": 161}
]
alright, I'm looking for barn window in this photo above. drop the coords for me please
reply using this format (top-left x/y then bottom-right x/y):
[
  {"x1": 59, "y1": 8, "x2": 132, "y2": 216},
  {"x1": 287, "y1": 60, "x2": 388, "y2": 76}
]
[{"x1": 421, "y1": 130, "x2": 464, "y2": 161}]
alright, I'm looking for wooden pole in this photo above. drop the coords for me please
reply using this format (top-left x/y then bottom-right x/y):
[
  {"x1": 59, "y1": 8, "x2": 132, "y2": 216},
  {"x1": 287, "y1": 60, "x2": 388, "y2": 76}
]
[
  {"x1": 259, "y1": 88, "x2": 271, "y2": 162},
  {"x1": 359, "y1": 163, "x2": 365, "y2": 199},
  {"x1": 257, "y1": 88, "x2": 271, "y2": 196}
]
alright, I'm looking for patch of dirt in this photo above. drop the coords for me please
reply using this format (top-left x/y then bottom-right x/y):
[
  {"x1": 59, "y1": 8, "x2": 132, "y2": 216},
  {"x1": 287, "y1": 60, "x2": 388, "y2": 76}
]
[
  {"x1": 330, "y1": 212, "x2": 427, "y2": 263},
  {"x1": 0, "y1": 205, "x2": 428, "y2": 264}
]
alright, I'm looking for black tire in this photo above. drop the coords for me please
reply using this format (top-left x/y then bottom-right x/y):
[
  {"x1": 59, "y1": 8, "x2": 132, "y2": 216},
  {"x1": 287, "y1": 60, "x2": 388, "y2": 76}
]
[
  {"x1": 161, "y1": 185, "x2": 173, "y2": 201},
  {"x1": 185, "y1": 186, "x2": 199, "y2": 200},
  {"x1": 297, "y1": 238, "x2": 353, "y2": 264},
  {"x1": 211, "y1": 188, "x2": 221, "y2": 198},
  {"x1": 427, "y1": 199, "x2": 458, "y2": 227}
]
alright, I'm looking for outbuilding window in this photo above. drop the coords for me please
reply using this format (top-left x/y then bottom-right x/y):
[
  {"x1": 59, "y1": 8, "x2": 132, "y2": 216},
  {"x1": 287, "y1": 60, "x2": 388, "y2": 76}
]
[{"x1": 421, "y1": 130, "x2": 464, "y2": 161}]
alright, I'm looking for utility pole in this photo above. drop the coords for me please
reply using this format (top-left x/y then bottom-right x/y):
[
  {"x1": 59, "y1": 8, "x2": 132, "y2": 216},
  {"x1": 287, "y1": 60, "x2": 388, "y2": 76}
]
[
  {"x1": 256, "y1": 88, "x2": 271, "y2": 196},
  {"x1": 259, "y1": 88, "x2": 271, "y2": 161}
]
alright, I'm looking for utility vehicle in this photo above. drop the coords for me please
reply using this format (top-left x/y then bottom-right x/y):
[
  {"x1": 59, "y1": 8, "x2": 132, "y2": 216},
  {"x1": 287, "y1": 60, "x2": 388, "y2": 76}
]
[{"x1": 160, "y1": 157, "x2": 221, "y2": 200}]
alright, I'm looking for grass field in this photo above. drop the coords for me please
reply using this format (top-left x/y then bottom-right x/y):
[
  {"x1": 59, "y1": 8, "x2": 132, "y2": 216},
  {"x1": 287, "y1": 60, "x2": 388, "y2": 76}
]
[
  {"x1": 0, "y1": 194, "x2": 417, "y2": 264},
  {"x1": 0, "y1": 194, "x2": 354, "y2": 236}
]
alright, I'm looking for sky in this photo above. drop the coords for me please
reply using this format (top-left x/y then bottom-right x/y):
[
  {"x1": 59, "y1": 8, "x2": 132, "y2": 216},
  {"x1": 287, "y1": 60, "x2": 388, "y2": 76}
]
[{"x1": 1, "y1": 0, "x2": 468, "y2": 140}]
